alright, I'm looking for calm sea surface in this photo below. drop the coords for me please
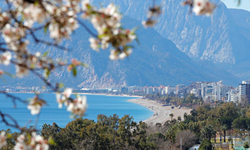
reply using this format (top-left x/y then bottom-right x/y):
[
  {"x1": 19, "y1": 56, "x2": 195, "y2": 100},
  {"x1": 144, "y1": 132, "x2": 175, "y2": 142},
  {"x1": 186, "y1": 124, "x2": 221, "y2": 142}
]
[{"x1": 0, "y1": 93, "x2": 153, "y2": 131}]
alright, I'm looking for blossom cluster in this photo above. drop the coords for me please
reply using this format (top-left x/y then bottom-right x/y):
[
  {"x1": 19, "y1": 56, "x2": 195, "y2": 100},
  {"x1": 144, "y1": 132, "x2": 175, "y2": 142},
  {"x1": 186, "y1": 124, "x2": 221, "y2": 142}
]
[
  {"x1": 0, "y1": 132, "x2": 7, "y2": 149},
  {"x1": 142, "y1": 5, "x2": 162, "y2": 28},
  {"x1": 14, "y1": 132, "x2": 49, "y2": 150},
  {"x1": 0, "y1": 51, "x2": 11, "y2": 66},
  {"x1": 27, "y1": 95, "x2": 46, "y2": 115},
  {"x1": 56, "y1": 88, "x2": 87, "y2": 117},
  {"x1": 82, "y1": 0, "x2": 137, "y2": 60},
  {"x1": 183, "y1": 0, "x2": 216, "y2": 16},
  {"x1": 0, "y1": 0, "x2": 81, "y2": 79}
]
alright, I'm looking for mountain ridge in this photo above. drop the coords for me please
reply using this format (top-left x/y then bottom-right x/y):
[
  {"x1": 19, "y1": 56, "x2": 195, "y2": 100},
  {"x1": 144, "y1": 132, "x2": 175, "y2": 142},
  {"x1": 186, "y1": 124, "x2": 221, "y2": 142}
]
[{"x1": 0, "y1": 16, "x2": 240, "y2": 87}]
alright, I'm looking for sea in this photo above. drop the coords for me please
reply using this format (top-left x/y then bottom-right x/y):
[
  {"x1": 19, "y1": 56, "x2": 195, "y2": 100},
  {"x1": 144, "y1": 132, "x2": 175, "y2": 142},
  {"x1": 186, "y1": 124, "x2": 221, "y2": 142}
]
[{"x1": 0, "y1": 93, "x2": 153, "y2": 131}]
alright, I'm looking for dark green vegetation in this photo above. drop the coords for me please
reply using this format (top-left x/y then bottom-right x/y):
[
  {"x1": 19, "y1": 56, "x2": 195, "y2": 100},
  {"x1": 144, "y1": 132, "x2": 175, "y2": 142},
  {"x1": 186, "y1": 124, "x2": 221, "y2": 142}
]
[{"x1": 2, "y1": 102, "x2": 250, "y2": 150}]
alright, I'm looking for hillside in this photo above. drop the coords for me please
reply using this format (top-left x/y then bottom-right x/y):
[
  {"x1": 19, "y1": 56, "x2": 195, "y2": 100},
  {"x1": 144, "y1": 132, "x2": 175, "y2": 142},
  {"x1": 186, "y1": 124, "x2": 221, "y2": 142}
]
[
  {"x1": 91, "y1": 0, "x2": 250, "y2": 80},
  {"x1": 0, "y1": 16, "x2": 239, "y2": 87}
]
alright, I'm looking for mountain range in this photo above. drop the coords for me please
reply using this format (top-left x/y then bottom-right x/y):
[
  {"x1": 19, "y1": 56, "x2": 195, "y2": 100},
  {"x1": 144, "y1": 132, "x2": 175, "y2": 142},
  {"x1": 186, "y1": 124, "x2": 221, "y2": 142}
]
[{"x1": 2, "y1": 0, "x2": 250, "y2": 87}]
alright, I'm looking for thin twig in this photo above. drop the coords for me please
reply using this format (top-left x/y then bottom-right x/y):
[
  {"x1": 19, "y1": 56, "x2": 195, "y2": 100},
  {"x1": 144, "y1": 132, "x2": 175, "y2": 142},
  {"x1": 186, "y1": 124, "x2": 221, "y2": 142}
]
[
  {"x1": 29, "y1": 31, "x2": 70, "y2": 51},
  {"x1": 77, "y1": 19, "x2": 98, "y2": 38},
  {"x1": 34, "y1": 112, "x2": 41, "y2": 129},
  {"x1": 0, "y1": 111, "x2": 21, "y2": 130},
  {"x1": 0, "y1": 91, "x2": 27, "y2": 104}
]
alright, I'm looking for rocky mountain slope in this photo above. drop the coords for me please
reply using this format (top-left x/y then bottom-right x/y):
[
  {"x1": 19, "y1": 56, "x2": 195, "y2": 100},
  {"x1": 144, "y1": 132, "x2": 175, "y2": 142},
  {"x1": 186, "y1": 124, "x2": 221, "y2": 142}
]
[
  {"x1": 0, "y1": 16, "x2": 239, "y2": 87},
  {"x1": 92, "y1": 0, "x2": 250, "y2": 79}
]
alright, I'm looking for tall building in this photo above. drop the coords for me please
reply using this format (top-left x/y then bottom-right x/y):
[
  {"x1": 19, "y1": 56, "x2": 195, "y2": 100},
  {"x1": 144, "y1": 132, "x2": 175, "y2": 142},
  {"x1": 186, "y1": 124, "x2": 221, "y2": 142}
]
[
  {"x1": 176, "y1": 84, "x2": 186, "y2": 95},
  {"x1": 239, "y1": 81, "x2": 250, "y2": 103},
  {"x1": 228, "y1": 89, "x2": 239, "y2": 102},
  {"x1": 165, "y1": 86, "x2": 176, "y2": 95},
  {"x1": 200, "y1": 81, "x2": 223, "y2": 101}
]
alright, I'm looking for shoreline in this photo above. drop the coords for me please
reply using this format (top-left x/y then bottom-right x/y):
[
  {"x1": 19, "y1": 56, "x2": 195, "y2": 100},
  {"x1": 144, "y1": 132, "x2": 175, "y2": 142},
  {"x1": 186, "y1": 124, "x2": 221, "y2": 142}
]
[
  {"x1": 78, "y1": 93, "x2": 142, "y2": 98},
  {"x1": 127, "y1": 99, "x2": 192, "y2": 124},
  {"x1": 7, "y1": 92, "x2": 142, "y2": 98}
]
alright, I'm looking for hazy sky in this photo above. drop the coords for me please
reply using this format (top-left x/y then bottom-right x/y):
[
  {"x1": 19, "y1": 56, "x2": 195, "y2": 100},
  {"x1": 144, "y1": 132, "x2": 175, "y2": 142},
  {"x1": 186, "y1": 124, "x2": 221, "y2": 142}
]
[{"x1": 222, "y1": 0, "x2": 250, "y2": 11}]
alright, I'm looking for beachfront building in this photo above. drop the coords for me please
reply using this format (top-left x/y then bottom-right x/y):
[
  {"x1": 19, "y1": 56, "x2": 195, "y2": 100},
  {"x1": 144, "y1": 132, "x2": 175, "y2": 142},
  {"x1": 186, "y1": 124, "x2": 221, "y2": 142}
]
[
  {"x1": 143, "y1": 87, "x2": 154, "y2": 95},
  {"x1": 120, "y1": 87, "x2": 129, "y2": 94},
  {"x1": 228, "y1": 89, "x2": 239, "y2": 102},
  {"x1": 238, "y1": 81, "x2": 250, "y2": 103},
  {"x1": 176, "y1": 84, "x2": 185, "y2": 93},
  {"x1": 165, "y1": 86, "x2": 176, "y2": 95},
  {"x1": 190, "y1": 88, "x2": 200, "y2": 97},
  {"x1": 200, "y1": 81, "x2": 227, "y2": 101}
]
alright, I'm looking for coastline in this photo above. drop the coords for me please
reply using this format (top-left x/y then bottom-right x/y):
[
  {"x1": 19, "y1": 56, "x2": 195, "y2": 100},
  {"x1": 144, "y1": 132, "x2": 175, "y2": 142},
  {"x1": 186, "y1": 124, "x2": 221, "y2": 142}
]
[
  {"x1": 5, "y1": 92, "x2": 190, "y2": 124},
  {"x1": 127, "y1": 99, "x2": 192, "y2": 124},
  {"x1": 79, "y1": 93, "x2": 142, "y2": 98},
  {"x1": 7, "y1": 92, "x2": 142, "y2": 98}
]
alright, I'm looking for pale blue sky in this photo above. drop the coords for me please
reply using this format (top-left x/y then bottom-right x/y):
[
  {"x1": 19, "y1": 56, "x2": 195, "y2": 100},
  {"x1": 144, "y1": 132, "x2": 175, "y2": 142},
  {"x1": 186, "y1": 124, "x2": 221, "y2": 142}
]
[{"x1": 222, "y1": 0, "x2": 250, "y2": 11}]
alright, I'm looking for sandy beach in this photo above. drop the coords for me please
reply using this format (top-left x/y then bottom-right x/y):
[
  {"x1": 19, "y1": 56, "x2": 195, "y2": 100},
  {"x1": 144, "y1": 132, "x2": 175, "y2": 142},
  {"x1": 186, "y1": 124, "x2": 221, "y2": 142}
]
[{"x1": 128, "y1": 99, "x2": 192, "y2": 124}]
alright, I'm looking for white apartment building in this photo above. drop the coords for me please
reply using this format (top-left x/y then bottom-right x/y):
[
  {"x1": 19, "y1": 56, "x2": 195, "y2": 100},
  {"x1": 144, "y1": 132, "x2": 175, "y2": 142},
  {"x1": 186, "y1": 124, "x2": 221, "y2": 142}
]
[
  {"x1": 200, "y1": 81, "x2": 227, "y2": 101},
  {"x1": 190, "y1": 88, "x2": 199, "y2": 97},
  {"x1": 165, "y1": 86, "x2": 176, "y2": 95},
  {"x1": 239, "y1": 81, "x2": 250, "y2": 103},
  {"x1": 227, "y1": 89, "x2": 239, "y2": 102}
]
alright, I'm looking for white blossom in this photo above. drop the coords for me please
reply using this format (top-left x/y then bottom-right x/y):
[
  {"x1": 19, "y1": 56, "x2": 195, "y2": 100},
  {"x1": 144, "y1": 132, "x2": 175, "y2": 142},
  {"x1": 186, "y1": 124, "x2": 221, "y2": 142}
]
[
  {"x1": 67, "y1": 95, "x2": 87, "y2": 116},
  {"x1": 147, "y1": 6, "x2": 161, "y2": 18},
  {"x1": 2, "y1": 24, "x2": 26, "y2": 44},
  {"x1": 0, "y1": 131, "x2": 7, "y2": 149},
  {"x1": 27, "y1": 96, "x2": 46, "y2": 115},
  {"x1": 142, "y1": 5, "x2": 161, "y2": 28},
  {"x1": 28, "y1": 101, "x2": 41, "y2": 115},
  {"x1": 142, "y1": 19, "x2": 157, "y2": 28},
  {"x1": 89, "y1": 37, "x2": 100, "y2": 51},
  {"x1": 0, "y1": 51, "x2": 11, "y2": 66},
  {"x1": 82, "y1": 2, "x2": 135, "y2": 60},
  {"x1": 119, "y1": 49, "x2": 132, "y2": 60},
  {"x1": 30, "y1": 132, "x2": 49, "y2": 150},
  {"x1": 14, "y1": 133, "x2": 49, "y2": 150},
  {"x1": 23, "y1": 4, "x2": 47, "y2": 27},
  {"x1": 56, "y1": 88, "x2": 73, "y2": 108},
  {"x1": 82, "y1": 0, "x2": 90, "y2": 11},
  {"x1": 14, "y1": 134, "x2": 27, "y2": 150},
  {"x1": 56, "y1": 93, "x2": 63, "y2": 108},
  {"x1": 192, "y1": 0, "x2": 216, "y2": 16},
  {"x1": 16, "y1": 65, "x2": 29, "y2": 78},
  {"x1": 109, "y1": 50, "x2": 119, "y2": 60},
  {"x1": 62, "y1": 88, "x2": 72, "y2": 100}
]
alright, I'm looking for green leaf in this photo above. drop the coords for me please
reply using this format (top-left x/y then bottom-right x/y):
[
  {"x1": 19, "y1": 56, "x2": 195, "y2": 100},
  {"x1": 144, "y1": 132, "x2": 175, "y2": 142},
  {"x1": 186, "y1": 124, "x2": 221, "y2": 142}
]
[
  {"x1": 7, "y1": 134, "x2": 12, "y2": 138},
  {"x1": 87, "y1": 4, "x2": 92, "y2": 10},
  {"x1": 98, "y1": 33, "x2": 107, "y2": 39},
  {"x1": 124, "y1": 45, "x2": 134, "y2": 50},
  {"x1": 21, "y1": 13, "x2": 26, "y2": 22},
  {"x1": 48, "y1": 137, "x2": 57, "y2": 146},
  {"x1": 42, "y1": 51, "x2": 49, "y2": 57},
  {"x1": 81, "y1": 63, "x2": 89, "y2": 68},
  {"x1": 72, "y1": 67, "x2": 77, "y2": 77},
  {"x1": 59, "y1": 83, "x2": 64, "y2": 88},
  {"x1": 131, "y1": 27, "x2": 140, "y2": 34},
  {"x1": 44, "y1": 24, "x2": 49, "y2": 34},
  {"x1": 34, "y1": 1, "x2": 39, "y2": 6},
  {"x1": 4, "y1": 72, "x2": 14, "y2": 78},
  {"x1": 44, "y1": 68, "x2": 50, "y2": 79}
]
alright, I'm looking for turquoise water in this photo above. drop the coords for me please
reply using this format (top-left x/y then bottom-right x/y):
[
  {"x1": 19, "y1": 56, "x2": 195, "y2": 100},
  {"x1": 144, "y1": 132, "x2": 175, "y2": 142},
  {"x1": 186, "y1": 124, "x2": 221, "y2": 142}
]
[{"x1": 0, "y1": 93, "x2": 153, "y2": 131}]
